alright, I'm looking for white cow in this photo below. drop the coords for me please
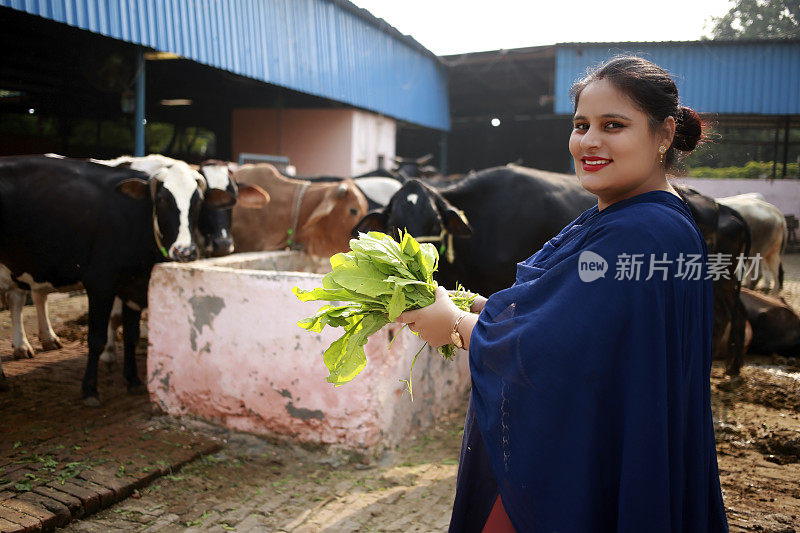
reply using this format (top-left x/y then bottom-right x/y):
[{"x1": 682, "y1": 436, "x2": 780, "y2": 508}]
[{"x1": 716, "y1": 193, "x2": 788, "y2": 295}]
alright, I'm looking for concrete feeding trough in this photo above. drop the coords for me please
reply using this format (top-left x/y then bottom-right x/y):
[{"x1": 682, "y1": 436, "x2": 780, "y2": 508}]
[{"x1": 146, "y1": 251, "x2": 470, "y2": 454}]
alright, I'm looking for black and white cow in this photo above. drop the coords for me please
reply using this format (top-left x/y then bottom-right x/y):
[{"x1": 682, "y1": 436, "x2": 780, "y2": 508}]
[
  {"x1": 353, "y1": 164, "x2": 596, "y2": 296},
  {"x1": 99, "y1": 159, "x2": 269, "y2": 368},
  {"x1": 6, "y1": 157, "x2": 270, "y2": 371},
  {"x1": 196, "y1": 160, "x2": 270, "y2": 257},
  {"x1": 0, "y1": 155, "x2": 228, "y2": 403}
]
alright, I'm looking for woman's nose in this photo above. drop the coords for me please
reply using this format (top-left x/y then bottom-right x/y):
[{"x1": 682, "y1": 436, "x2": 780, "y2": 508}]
[{"x1": 581, "y1": 126, "x2": 601, "y2": 150}]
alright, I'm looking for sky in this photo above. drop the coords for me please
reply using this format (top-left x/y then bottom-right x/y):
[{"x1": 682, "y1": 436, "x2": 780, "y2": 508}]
[{"x1": 352, "y1": 0, "x2": 736, "y2": 56}]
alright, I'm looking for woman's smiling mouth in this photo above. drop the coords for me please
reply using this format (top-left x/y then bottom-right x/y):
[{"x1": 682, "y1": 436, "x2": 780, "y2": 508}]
[{"x1": 582, "y1": 156, "x2": 612, "y2": 172}]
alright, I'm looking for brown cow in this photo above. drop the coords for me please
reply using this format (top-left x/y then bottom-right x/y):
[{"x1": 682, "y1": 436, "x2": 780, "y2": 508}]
[
  {"x1": 230, "y1": 163, "x2": 368, "y2": 258},
  {"x1": 740, "y1": 287, "x2": 800, "y2": 358}
]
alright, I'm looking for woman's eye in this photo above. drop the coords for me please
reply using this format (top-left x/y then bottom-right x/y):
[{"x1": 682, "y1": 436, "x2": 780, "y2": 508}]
[
  {"x1": 605, "y1": 121, "x2": 624, "y2": 129},
  {"x1": 573, "y1": 123, "x2": 588, "y2": 131}
]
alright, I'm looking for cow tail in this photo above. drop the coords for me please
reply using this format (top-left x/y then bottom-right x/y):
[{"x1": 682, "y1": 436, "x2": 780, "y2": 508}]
[{"x1": 779, "y1": 263, "x2": 784, "y2": 291}]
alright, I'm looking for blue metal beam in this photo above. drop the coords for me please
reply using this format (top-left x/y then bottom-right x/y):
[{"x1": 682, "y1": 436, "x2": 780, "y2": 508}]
[
  {"x1": 134, "y1": 48, "x2": 145, "y2": 157},
  {"x1": 555, "y1": 41, "x2": 800, "y2": 116}
]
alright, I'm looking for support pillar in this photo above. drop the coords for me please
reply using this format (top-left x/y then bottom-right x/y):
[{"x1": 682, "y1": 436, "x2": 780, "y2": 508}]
[{"x1": 134, "y1": 49, "x2": 146, "y2": 157}]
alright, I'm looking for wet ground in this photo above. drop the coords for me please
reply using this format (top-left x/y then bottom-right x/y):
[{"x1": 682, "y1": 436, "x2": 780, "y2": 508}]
[{"x1": 1, "y1": 257, "x2": 800, "y2": 532}]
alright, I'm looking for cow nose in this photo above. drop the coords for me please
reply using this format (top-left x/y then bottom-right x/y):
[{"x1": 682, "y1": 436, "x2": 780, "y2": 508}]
[
  {"x1": 171, "y1": 245, "x2": 198, "y2": 262},
  {"x1": 211, "y1": 236, "x2": 234, "y2": 257}
]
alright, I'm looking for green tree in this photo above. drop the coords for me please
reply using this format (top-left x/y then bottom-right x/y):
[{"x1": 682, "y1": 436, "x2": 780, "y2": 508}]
[{"x1": 708, "y1": 0, "x2": 800, "y2": 39}]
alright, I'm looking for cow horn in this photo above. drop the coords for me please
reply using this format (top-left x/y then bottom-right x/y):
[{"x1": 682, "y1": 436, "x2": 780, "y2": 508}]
[{"x1": 337, "y1": 183, "x2": 347, "y2": 197}]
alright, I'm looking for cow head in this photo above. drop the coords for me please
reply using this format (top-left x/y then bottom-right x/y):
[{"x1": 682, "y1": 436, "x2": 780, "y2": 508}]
[
  {"x1": 351, "y1": 180, "x2": 472, "y2": 249},
  {"x1": 299, "y1": 179, "x2": 368, "y2": 257},
  {"x1": 197, "y1": 161, "x2": 270, "y2": 257},
  {"x1": 150, "y1": 161, "x2": 209, "y2": 261},
  {"x1": 110, "y1": 156, "x2": 208, "y2": 261}
]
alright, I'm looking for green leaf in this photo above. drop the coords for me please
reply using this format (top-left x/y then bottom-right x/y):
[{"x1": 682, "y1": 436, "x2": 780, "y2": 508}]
[
  {"x1": 328, "y1": 259, "x2": 393, "y2": 298},
  {"x1": 383, "y1": 276, "x2": 431, "y2": 288},
  {"x1": 292, "y1": 286, "x2": 351, "y2": 303},
  {"x1": 351, "y1": 232, "x2": 408, "y2": 270},
  {"x1": 418, "y1": 243, "x2": 439, "y2": 281},
  {"x1": 324, "y1": 314, "x2": 388, "y2": 385},
  {"x1": 387, "y1": 285, "x2": 406, "y2": 321},
  {"x1": 292, "y1": 230, "x2": 475, "y2": 389},
  {"x1": 297, "y1": 304, "x2": 364, "y2": 332}
]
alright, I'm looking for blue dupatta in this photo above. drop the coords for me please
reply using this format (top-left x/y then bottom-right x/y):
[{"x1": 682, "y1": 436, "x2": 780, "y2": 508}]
[{"x1": 450, "y1": 191, "x2": 728, "y2": 532}]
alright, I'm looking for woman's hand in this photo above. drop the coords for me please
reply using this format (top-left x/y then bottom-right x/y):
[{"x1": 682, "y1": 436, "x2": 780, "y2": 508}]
[
  {"x1": 470, "y1": 295, "x2": 488, "y2": 314},
  {"x1": 397, "y1": 286, "x2": 463, "y2": 348},
  {"x1": 448, "y1": 290, "x2": 488, "y2": 314}
]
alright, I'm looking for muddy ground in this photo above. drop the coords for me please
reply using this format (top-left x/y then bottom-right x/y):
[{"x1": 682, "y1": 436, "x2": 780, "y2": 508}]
[{"x1": 1, "y1": 257, "x2": 799, "y2": 532}]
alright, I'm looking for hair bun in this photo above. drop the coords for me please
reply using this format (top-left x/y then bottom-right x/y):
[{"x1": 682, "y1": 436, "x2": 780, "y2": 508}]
[{"x1": 673, "y1": 106, "x2": 702, "y2": 152}]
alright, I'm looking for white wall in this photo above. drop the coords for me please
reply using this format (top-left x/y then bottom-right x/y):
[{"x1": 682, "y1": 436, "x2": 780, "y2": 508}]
[
  {"x1": 673, "y1": 177, "x2": 800, "y2": 219},
  {"x1": 350, "y1": 110, "x2": 396, "y2": 176}
]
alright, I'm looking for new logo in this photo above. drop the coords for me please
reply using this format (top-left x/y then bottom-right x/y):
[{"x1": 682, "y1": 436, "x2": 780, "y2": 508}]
[{"x1": 578, "y1": 251, "x2": 607, "y2": 282}]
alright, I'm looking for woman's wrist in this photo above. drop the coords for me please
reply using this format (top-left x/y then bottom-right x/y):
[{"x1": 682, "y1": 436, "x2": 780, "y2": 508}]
[{"x1": 455, "y1": 312, "x2": 479, "y2": 351}]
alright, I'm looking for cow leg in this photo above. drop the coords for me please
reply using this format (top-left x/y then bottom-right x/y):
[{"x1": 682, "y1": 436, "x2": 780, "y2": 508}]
[
  {"x1": 82, "y1": 290, "x2": 114, "y2": 406},
  {"x1": 723, "y1": 298, "x2": 748, "y2": 388},
  {"x1": 121, "y1": 302, "x2": 144, "y2": 394},
  {"x1": 0, "y1": 364, "x2": 7, "y2": 391},
  {"x1": 32, "y1": 289, "x2": 62, "y2": 351},
  {"x1": 8, "y1": 288, "x2": 35, "y2": 359},
  {"x1": 764, "y1": 254, "x2": 781, "y2": 295},
  {"x1": 100, "y1": 298, "x2": 123, "y2": 369}
]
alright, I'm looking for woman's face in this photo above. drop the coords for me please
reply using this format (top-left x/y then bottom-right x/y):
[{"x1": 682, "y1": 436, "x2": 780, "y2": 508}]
[{"x1": 569, "y1": 79, "x2": 672, "y2": 208}]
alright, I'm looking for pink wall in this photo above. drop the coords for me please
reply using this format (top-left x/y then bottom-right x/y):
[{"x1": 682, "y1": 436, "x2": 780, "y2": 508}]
[
  {"x1": 147, "y1": 252, "x2": 470, "y2": 453},
  {"x1": 231, "y1": 108, "x2": 396, "y2": 177},
  {"x1": 281, "y1": 109, "x2": 354, "y2": 176}
]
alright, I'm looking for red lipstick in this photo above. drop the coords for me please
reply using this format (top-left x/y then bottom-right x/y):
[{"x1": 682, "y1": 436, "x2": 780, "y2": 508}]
[{"x1": 581, "y1": 156, "x2": 612, "y2": 172}]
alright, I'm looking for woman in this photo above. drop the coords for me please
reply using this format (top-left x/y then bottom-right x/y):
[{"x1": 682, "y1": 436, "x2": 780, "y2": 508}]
[{"x1": 397, "y1": 56, "x2": 728, "y2": 532}]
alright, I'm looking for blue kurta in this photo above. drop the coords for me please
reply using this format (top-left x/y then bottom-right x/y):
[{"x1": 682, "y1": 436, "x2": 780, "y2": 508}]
[{"x1": 450, "y1": 190, "x2": 728, "y2": 532}]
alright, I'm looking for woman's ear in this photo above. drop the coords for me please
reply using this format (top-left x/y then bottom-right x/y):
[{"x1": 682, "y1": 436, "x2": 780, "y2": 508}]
[{"x1": 661, "y1": 115, "x2": 677, "y2": 149}]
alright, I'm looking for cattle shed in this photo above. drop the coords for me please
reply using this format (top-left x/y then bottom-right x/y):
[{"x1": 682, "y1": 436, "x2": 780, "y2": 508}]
[
  {"x1": 443, "y1": 40, "x2": 800, "y2": 178},
  {"x1": 440, "y1": 45, "x2": 561, "y2": 175},
  {"x1": 0, "y1": 0, "x2": 449, "y2": 176}
]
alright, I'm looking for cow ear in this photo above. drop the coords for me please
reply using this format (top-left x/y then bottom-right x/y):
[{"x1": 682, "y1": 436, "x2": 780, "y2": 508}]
[
  {"x1": 351, "y1": 210, "x2": 388, "y2": 237},
  {"x1": 204, "y1": 188, "x2": 237, "y2": 209},
  {"x1": 301, "y1": 182, "x2": 353, "y2": 231},
  {"x1": 116, "y1": 178, "x2": 150, "y2": 200},
  {"x1": 301, "y1": 196, "x2": 337, "y2": 231},
  {"x1": 433, "y1": 194, "x2": 472, "y2": 236},
  {"x1": 236, "y1": 183, "x2": 270, "y2": 209},
  {"x1": 443, "y1": 209, "x2": 472, "y2": 236}
]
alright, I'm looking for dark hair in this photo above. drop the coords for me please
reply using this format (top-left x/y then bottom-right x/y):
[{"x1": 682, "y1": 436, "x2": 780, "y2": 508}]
[{"x1": 570, "y1": 55, "x2": 704, "y2": 169}]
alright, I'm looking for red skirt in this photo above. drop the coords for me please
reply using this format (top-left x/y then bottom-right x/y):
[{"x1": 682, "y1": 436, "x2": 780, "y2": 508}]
[{"x1": 482, "y1": 495, "x2": 516, "y2": 533}]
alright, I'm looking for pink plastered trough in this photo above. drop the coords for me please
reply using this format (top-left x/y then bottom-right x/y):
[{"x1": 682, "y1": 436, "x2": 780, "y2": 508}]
[{"x1": 147, "y1": 251, "x2": 471, "y2": 453}]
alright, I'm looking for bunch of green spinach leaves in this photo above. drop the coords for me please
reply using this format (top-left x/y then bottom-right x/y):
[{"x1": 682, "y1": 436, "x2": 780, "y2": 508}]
[{"x1": 293, "y1": 231, "x2": 474, "y2": 392}]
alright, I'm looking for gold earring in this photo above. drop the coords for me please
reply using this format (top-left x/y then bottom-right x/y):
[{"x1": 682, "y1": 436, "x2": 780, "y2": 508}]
[{"x1": 658, "y1": 145, "x2": 667, "y2": 165}]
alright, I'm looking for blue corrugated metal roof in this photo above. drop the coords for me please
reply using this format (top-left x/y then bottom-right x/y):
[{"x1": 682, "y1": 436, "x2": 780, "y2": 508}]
[
  {"x1": 554, "y1": 41, "x2": 800, "y2": 116},
  {"x1": 1, "y1": 0, "x2": 450, "y2": 130}
]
